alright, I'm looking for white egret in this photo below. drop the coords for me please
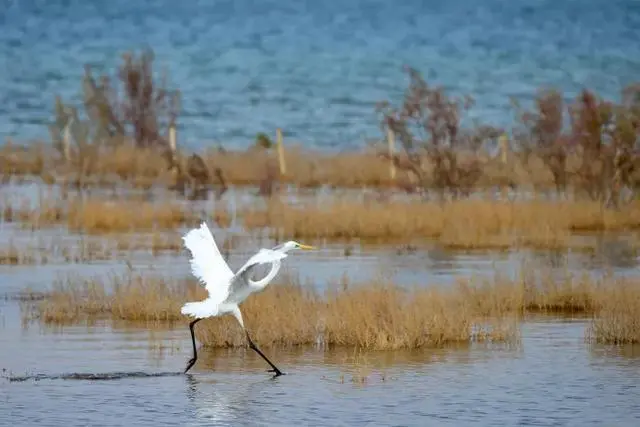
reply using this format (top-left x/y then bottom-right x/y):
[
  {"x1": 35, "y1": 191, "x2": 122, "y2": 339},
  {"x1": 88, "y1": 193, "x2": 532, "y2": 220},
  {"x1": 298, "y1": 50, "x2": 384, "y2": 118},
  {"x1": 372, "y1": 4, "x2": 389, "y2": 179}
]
[{"x1": 180, "y1": 221, "x2": 316, "y2": 376}]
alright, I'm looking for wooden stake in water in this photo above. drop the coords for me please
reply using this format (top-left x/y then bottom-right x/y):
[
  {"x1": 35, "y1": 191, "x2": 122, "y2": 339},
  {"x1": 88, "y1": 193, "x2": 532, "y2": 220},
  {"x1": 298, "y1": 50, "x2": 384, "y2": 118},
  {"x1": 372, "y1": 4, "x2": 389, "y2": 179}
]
[
  {"x1": 276, "y1": 128, "x2": 286, "y2": 176},
  {"x1": 387, "y1": 128, "x2": 396, "y2": 180},
  {"x1": 62, "y1": 117, "x2": 73, "y2": 162},
  {"x1": 499, "y1": 133, "x2": 509, "y2": 164},
  {"x1": 169, "y1": 123, "x2": 177, "y2": 155}
]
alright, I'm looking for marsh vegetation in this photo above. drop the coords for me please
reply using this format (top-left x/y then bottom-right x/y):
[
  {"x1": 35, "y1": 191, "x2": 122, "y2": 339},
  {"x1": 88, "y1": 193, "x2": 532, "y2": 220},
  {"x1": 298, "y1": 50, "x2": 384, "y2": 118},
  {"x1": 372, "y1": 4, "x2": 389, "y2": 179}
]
[
  {"x1": 3, "y1": 49, "x2": 640, "y2": 360},
  {"x1": 17, "y1": 266, "x2": 640, "y2": 347}
]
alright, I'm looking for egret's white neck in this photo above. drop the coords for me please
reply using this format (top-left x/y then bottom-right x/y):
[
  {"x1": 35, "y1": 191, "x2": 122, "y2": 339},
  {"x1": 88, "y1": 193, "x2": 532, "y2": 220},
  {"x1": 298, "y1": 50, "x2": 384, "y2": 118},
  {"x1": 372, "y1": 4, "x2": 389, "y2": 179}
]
[{"x1": 248, "y1": 260, "x2": 282, "y2": 288}]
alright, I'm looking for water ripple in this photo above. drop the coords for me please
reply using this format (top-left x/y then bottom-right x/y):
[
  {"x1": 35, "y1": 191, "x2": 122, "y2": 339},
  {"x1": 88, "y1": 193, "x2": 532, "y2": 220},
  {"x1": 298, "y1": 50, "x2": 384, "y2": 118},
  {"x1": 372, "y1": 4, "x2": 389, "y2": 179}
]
[
  {"x1": 4, "y1": 371, "x2": 184, "y2": 383},
  {"x1": 1, "y1": 0, "x2": 639, "y2": 149}
]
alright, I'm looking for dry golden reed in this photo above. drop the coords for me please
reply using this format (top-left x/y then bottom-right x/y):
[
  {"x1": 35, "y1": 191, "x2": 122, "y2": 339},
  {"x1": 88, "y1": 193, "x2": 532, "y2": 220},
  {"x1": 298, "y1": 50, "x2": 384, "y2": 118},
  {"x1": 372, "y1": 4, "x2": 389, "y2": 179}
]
[
  {"x1": 27, "y1": 266, "x2": 640, "y2": 346},
  {"x1": 586, "y1": 278, "x2": 640, "y2": 344},
  {"x1": 0, "y1": 140, "x2": 47, "y2": 177},
  {"x1": 201, "y1": 146, "x2": 397, "y2": 188},
  {"x1": 0, "y1": 138, "x2": 565, "y2": 191},
  {"x1": 0, "y1": 140, "x2": 172, "y2": 188},
  {"x1": 27, "y1": 272, "x2": 520, "y2": 350},
  {"x1": 31, "y1": 273, "x2": 204, "y2": 324},
  {"x1": 241, "y1": 198, "x2": 640, "y2": 248},
  {"x1": 0, "y1": 141, "x2": 400, "y2": 189},
  {"x1": 5, "y1": 194, "x2": 212, "y2": 234},
  {"x1": 4, "y1": 186, "x2": 639, "y2": 252},
  {"x1": 0, "y1": 245, "x2": 36, "y2": 265},
  {"x1": 454, "y1": 268, "x2": 601, "y2": 315}
]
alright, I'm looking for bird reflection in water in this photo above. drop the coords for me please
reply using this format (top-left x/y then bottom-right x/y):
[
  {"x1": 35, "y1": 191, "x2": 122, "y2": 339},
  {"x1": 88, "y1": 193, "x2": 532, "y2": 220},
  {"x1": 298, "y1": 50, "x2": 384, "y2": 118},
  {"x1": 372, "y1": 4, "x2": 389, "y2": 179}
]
[{"x1": 184, "y1": 373, "x2": 280, "y2": 426}]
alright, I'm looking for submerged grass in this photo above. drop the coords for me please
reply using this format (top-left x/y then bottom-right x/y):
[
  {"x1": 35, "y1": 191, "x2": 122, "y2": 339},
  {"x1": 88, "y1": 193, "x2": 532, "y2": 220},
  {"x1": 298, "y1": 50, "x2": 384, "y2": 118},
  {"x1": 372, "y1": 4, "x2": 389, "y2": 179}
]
[
  {"x1": 241, "y1": 198, "x2": 640, "y2": 249},
  {"x1": 23, "y1": 268, "x2": 640, "y2": 348}
]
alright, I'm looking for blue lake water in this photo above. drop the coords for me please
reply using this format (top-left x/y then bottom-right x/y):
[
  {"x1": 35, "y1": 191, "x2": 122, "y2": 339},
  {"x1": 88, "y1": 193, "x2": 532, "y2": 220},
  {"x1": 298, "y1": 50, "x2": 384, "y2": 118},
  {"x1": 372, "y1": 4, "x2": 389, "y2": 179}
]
[
  {"x1": 2, "y1": 5, "x2": 640, "y2": 422},
  {"x1": 2, "y1": 0, "x2": 640, "y2": 150}
]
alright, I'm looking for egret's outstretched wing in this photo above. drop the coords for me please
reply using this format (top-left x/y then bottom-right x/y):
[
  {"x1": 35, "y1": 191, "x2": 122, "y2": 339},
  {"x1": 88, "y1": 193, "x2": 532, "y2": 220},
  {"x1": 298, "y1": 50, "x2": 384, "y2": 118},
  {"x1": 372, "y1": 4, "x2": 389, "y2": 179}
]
[
  {"x1": 235, "y1": 249, "x2": 288, "y2": 277},
  {"x1": 224, "y1": 249, "x2": 288, "y2": 296},
  {"x1": 183, "y1": 222, "x2": 235, "y2": 301}
]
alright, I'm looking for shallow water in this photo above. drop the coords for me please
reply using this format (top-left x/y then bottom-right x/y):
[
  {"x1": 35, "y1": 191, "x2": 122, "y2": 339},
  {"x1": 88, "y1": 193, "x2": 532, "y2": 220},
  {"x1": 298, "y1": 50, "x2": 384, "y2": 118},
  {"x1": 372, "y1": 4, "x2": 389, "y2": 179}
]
[
  {"x1": 3, "y1": 0, "x2": 640, "y2": 422},
  {"x1": 2, "y1": 186, "x2": 640, "y2": 425},
  {"x1": 2, "y1": 182, "x2": 640, "y2": 296},
  {"x1": 2, "y1": 224, "x2": 640, "y2": 297},
  {"x1": 2, "y1": 298, "x2": 640, "y2": 426},
  {"x1": 2, "y1": 244, "x2": 640, "y2": 425},
  {"x1": 2, "y1": 0, "x2": 640, "y2": 149}
]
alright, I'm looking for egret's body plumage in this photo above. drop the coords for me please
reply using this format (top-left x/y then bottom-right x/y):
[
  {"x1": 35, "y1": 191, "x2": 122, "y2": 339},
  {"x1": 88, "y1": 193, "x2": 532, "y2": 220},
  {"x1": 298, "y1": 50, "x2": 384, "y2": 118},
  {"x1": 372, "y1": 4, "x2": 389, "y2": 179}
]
[{"x1": 180, "y1": 221, "x2": 314, "y2": 375}]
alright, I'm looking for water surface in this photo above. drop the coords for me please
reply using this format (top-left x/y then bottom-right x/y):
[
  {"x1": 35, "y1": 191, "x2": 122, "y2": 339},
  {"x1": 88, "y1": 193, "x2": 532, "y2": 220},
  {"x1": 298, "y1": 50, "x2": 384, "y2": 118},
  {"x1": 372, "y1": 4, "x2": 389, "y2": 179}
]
[
  {"x1": 2, "y1": 189, "x2": 640, "y2": 425},
  {"x1": 2, "y1": 0, "x2": 639, "y2": 149},
  {"x1": 2, "y1": 298, "x2": 640, "y2": 426}
]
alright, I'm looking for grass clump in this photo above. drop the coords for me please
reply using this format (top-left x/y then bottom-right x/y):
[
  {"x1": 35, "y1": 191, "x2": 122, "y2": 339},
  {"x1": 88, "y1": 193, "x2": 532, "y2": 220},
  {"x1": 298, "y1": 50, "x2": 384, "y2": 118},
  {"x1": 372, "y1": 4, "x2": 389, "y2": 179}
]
[
  {"x1": 22, "y1": 267, "x2": 640, "y2": 348},
  {"x1": 455, "y1": 269, "x2": 601, "y2": 315},
  {"x1": 241, "y1": 198, "x2": 640, "y2": 248},
  {"x1": 0, "y1": 244, "x2": 36, "y2": 265},
  {"x1": 26, "y1": 272, "x2": 517, "y2": 350},
  {"x1": 320, "y1": 283, "x2": 504, "y2": 349},
  {"x1": 6, "y1": 195, "x2": 208, "y2": 234},
  {"x1": 64, "y1": 198, "x2": 194, "y2": 234},
  {"x1": 30, "y1": 273, "x2": 204, "y2": 324},
  {"x1": 586, "y1": 279, "x2": 640, "y2": 344}
]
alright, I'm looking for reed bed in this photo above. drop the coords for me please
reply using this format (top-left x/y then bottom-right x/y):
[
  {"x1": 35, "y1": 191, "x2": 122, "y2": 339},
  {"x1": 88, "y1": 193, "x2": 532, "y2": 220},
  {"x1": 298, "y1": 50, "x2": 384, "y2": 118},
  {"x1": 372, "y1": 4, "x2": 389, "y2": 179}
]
[
  {"x1": 454, "y1": 269, "x2": 601, "y2": 315},
  {"x1": 0, "y1": 244, "x2": 36, "y2": 265},
  {"x1": 3, "y1": 187, "x2": 639, "y2": 250},
  {"x1": 0, "y1": 140, "x2": 558, "y2": 191},
  {"x1": 241, "y1": 198, "x2": 640, "y2": 249},
  {"x1": 0, "y1": 141, "x2": 172, "y2": 187},
  {"x1": 24, "y1": 269, "x2": 640, "y2": 348},
  {"x1": 586, "y1": 279, "x2": 640, "y2": 344},
  {"x1": 0, "y1": 141, "x2": 395, "y2": 189},
  {"x1": 203, "y1": 146, "x2": 399, "y2": 189},
  {"x1": 3, "y1": 194, "x2": 215, "y2": 235},
  {"x1": 26, "y1": 272, "x2": 516, "y2": 349}
]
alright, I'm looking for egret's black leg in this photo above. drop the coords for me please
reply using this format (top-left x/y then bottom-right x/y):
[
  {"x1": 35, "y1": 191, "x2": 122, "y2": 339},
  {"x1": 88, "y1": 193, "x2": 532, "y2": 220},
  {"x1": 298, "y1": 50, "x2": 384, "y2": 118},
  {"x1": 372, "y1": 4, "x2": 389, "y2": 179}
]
[
  {"x1": 245, "y1": 330, "x2": 284, "y2": 377},
  {"x1": 184, "y1": 318, "x2": 202, "y2": 374}
]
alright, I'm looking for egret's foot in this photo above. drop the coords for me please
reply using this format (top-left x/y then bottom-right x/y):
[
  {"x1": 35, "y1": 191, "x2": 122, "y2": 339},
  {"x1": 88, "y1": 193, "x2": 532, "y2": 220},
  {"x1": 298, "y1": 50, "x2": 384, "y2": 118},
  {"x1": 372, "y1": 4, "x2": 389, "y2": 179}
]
[
  {"x1": 184, "y1": 357, "x2": 197, "y2": 374},
  {"x1": 267, "y1": 368, "x2": 284, "y2": 377}
]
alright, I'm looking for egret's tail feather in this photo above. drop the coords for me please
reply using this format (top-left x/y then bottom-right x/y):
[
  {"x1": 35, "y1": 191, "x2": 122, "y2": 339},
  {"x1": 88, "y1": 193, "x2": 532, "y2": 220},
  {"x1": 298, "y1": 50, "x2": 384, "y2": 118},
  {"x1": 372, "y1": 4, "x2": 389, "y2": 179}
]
[{"x1": 181, "y1": 301, "x2": 217, "y2": 319}]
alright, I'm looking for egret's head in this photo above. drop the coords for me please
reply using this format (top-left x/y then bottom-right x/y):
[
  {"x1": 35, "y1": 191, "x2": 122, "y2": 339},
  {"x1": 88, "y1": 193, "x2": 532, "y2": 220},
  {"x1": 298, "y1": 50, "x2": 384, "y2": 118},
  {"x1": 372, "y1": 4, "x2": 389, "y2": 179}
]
[{"x1": 276, "y1": 241, "x2": 316, "y2": 253}]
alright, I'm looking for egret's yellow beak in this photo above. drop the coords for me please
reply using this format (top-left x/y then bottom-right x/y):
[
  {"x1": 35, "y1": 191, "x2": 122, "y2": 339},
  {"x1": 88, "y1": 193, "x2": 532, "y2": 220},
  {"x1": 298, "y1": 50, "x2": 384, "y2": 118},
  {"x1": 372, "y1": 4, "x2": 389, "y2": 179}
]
[{"x1": 298, "y1": 244, "x2": 316, "y2": 250}]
